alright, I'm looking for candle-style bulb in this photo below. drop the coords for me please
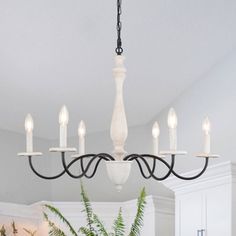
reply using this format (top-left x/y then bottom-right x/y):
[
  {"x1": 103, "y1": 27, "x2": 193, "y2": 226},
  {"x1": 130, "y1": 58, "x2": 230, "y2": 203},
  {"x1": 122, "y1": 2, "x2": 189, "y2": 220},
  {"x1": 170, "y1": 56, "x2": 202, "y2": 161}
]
[
  {"x1": 78, "y1": 120, "x2": 86, "y2": 137},
  {"x1": 202, "y1": 117, "x2": 211, "y2": 134},
  {"x1": 25, "y1": 114, "x2": 34, "y2": 132},
  {"x1": 59, "y1": 105, "x2": 69, "y2": 125},
  {"x1": 152, "y1": 122, "x2": 160, "y2": 138},
  {"x1": 168, "y1": 108, "x2": 178, "y2": 129}
]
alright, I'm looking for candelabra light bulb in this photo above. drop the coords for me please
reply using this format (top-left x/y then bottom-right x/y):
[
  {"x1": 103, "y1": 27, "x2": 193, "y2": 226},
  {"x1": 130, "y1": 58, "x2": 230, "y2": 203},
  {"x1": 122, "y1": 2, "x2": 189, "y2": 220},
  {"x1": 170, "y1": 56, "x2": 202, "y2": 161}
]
[
  {"x1": 152, "y1": 121, "x2": 160, "y2": 138},
  {"x1": 25, "y1": 114, "x2": 34, "y2": 132},
  {"x1": 59, "y1": 105, "x2": 69, "y2": 125},
  {"x1": 78, "y1": 120, "x2": 86, "y2": 137},
  {"x1": 202, "y1": 116, "x2": 211, "y2": 134},
  {"x1": 168, "y1": 108, "x2": 178, "y2": 129}
]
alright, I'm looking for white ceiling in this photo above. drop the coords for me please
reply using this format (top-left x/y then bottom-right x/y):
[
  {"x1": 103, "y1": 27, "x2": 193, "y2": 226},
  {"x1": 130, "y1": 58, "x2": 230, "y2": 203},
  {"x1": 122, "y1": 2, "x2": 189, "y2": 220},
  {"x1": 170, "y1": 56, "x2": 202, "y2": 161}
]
[{"x1": 0, "y1": 0, "x2": 235, "y2": 139}]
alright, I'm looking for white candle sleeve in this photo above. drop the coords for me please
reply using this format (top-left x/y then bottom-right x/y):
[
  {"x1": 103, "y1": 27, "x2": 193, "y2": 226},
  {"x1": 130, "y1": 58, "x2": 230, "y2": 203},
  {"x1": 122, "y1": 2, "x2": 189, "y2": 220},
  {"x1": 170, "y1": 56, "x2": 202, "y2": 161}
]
[
  {"x1": 26, "y1": 131, "x2": 33, "y2": 153},
  {"x1": 60, "y1": 125, "x2": 67, "y2": 148},
  {"x1": 204, "y1": 133, "x2": 211, "y2": 154},
  {"x1": 79, "y1": 137, "x2": 85, "y2": 156},
  {"x1": 153, "y1": 137, "x2": 159, "y2": 156},
  {"x1": 169, "y1": 128, "x2": 177, "y2": 151}
]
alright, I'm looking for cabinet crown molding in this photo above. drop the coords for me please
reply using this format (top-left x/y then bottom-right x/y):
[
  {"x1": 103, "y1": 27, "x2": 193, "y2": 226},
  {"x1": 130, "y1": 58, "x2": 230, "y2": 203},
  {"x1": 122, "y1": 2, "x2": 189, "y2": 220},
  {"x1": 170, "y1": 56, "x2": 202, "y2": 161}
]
[
  {"x1": 163, "y1": 161, "x2": 236, "y2": 195},
  {"x1": 0, "y1": 195, "x2": 174, "y2": 219}
]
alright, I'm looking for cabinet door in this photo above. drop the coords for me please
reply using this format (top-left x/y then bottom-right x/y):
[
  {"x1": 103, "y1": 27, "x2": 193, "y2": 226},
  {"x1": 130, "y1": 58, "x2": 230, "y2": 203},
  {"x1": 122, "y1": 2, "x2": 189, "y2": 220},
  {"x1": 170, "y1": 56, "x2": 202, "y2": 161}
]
[
  {"x1": 205, "y1": 185, "x2": 231, "y2": 236},
  {"x1": 177, "y1": 192, "x2": 204, "y2": 236}
]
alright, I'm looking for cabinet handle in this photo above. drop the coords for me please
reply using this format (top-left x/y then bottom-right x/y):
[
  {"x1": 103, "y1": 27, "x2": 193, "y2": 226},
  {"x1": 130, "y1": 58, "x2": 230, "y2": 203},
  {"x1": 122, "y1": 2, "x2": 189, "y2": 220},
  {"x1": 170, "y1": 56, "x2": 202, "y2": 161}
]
[{"x1": 197, "y1": 229, "x2": 205, "y2": 236}]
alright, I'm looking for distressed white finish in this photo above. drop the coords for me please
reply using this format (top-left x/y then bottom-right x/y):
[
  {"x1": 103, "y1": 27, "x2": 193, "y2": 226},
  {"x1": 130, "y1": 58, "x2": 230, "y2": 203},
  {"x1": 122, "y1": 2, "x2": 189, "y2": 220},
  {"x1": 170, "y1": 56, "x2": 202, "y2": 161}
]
[
  {"x1": 110, "y1": 55, "x2": 128, "y2": 161},
  {"x1": 196, "y1": 153, "x2": 219, "y2": 158},
  {"x1": 106, "y1": 161, "x2": 132, "y2": 191},
  {"x1": 160, "y1": 150, "x2": 187, "y2": 155},
  {"x1": 163, "y1": 161, "x2": 236, "y2": 236},
  {"x1": 17, "y1": 152, "x2": 43, "y2": 157},
  {"x1": 49, "y1": 147, "x2": 76, "y2": 152},
  {"x1": 0, "y1": 196, "x2": 174, "y2": 236}
]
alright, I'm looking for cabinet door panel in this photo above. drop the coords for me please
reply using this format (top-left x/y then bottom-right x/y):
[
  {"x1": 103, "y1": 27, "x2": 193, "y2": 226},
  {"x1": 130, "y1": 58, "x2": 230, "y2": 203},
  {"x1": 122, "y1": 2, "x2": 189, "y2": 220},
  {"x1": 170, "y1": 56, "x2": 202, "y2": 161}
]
[
  {"x1": 178, "y1": 192, "x2": 203, "y2": 236},
  {"x1": 205, "y1": 185, "x2": 231, "y2": 236}
]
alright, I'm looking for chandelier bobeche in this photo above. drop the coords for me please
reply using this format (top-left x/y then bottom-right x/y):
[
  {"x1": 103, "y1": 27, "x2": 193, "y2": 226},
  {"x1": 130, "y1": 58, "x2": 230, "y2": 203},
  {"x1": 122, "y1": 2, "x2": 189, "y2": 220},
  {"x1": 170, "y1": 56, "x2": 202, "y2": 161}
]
[{"x1": 18, "y1": 0, "x2": 219, "y2": 191}]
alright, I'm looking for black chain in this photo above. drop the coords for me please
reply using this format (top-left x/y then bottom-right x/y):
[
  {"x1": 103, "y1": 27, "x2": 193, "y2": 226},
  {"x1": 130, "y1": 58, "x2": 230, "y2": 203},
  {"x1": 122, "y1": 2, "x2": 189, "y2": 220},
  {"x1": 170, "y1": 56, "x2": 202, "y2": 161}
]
[{"x1": 116, "y1": 0, "x2": 123, "y2": 55}]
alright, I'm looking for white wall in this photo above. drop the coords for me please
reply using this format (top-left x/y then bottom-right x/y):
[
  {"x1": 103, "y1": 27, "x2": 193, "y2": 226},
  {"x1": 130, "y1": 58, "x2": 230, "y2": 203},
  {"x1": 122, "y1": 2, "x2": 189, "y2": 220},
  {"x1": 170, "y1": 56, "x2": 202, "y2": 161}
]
[{"x1": 0, "y1": 129, "x2": 52, "y2": 204}]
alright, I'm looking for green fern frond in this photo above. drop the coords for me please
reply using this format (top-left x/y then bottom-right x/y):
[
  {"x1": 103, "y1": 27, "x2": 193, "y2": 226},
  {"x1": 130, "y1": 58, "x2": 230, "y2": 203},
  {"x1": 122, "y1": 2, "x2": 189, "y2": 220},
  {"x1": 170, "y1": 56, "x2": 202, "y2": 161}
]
[
  {"x1": 11, "y1": 221, "x2": 18, "y2": 234},
  {"x1": 0, "y1": 225, "x2": 6, "y2": 236},
  {"x1": 79, "y1": 227, "x2": 95, "y2": 236},
  {"x1": 113, "y1": 208, "x2": 125, "y2": 236},
  {"x1": 44, "y1": 205, "x2": 78, "y2": 236},
  {"x1": 81, "y1": 182, "x2": 94, "y2": 232},
  {"x1": 93, "y1": 214, "x2": 109, "y2": 236},
  {"x1": 129, "y1": 188, "x2": 146, "y2": 236},
  {"x1": 44, "y1": 212, "x2": 67, "y2": 236},
  {"x1": 23, "y1": 228, "x2": 37, "y2": 236}
]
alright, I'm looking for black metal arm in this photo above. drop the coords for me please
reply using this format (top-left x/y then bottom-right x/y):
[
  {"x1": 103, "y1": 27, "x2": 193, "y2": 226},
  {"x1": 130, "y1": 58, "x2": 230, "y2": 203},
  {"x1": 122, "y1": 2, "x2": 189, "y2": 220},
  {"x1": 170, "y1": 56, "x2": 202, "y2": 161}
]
[{"x1": 28, "y1": 151, "x2": 209, "y2": 181}]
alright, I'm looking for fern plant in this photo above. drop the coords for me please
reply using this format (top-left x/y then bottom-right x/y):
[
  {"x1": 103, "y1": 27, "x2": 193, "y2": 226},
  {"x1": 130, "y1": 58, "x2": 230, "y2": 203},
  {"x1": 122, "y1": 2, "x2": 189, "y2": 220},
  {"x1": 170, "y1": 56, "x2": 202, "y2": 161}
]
[
  {"x1": 112, "y1": 208, "x2": 125, "y2": 236},
  {"x1": 0, "y1": 223, "x2": 36, "y2": 236},
  {"x1": 0, "y1": 226, "x2": 6, "y2": 236},
  {"x1": 44, "y1": 184, "x2": 146, "y2": 236},
  {"x1": 23, "y1": 228, "x2": 37, "y2": 236},
  {"x1": 11, "y1": 221, "x2": 18, "y2": 235}
]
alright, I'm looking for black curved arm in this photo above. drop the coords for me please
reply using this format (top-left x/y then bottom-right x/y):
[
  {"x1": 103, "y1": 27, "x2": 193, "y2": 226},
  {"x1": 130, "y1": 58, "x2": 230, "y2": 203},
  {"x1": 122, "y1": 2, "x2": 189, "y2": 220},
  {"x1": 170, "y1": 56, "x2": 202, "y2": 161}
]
[
  {"x1": 171, "y1": 157, "x2": 209, "y2": 180},
  {"x1": 28, "y1": 152, "x2": 115, "y2": 180},
  {"x1": 28, "y1": 156, "x2": 66, "y2": 180},
  {"x1": 125, "y1": 154, "x2": 209, "y2": 181},
  {"x1": 80, "y1": 157, "x2": 104, "y2": 179},
  {"x1": 124, "y1": 154, "x2": 175, "y2": 181},
  {"x1": 61, "y1": 152, "x2": 115, "y2": 179},
  {"x1": 28, "y1": 152, "x2": 210, "y2": 182}
]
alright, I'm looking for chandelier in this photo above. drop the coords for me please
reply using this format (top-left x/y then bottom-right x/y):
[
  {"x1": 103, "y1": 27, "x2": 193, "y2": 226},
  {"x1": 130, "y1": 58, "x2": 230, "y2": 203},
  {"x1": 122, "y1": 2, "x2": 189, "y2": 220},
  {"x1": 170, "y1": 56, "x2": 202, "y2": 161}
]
[{"x1": 18, "y1": 0, "x2": 219, "y2": 191}]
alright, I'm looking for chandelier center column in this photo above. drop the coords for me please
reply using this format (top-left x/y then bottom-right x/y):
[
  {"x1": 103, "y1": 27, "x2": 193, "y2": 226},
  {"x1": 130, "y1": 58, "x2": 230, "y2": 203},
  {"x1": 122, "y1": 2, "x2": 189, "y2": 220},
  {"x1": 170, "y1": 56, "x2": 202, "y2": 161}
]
[{"x1": 110, "y1": 55, "x2": 128, "y2": 161}]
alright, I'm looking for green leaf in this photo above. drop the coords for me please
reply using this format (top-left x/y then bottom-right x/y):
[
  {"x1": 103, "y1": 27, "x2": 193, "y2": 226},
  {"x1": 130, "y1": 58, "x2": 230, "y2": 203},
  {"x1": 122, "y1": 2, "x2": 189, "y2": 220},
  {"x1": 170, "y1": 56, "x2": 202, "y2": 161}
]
[
  {"x1": 0, "y1": 225, "x2": 6, "y2": 236},
  {"x1": 129, "y1": 188, "x2": 146, "y2": 236},
  {"x1": 79, "y1": 227, "x2": 95, "y2": 236},
  {"x1": 23, "y1": 228, "x2": 37, "y2": 236},
  {"x1": 44, "y1": 205, "x2": 78, "y2": 236},
  {"x1": 11, "y1": 221, "x2": 18, "y2": 234},
  {"x1": 113, "y1": 208, "x2": 125, "y2": 236},
  {"x1": 80, "y1": 182, "x2": 94, "y2": 232},
  {"x1": 43, "y1": 212, "x2": 67, "y2": 236},
  {"x1": 93, "y1": 214, "x2": 109, "y2": 236}
]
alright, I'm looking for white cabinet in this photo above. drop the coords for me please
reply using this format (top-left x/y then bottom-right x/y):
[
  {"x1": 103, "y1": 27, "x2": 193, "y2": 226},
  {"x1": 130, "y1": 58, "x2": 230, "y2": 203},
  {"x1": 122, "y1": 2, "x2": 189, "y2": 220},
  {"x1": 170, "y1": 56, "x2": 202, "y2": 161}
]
[
  {"x1": 205, "y1": 185, "x2": 231, "y2": 236},
  {"x1": 177, "y1": 192, "x2": 204, "y2": 236},
  {"x1": 164, "y1": 161, "x2": 236, "y2": 236}
]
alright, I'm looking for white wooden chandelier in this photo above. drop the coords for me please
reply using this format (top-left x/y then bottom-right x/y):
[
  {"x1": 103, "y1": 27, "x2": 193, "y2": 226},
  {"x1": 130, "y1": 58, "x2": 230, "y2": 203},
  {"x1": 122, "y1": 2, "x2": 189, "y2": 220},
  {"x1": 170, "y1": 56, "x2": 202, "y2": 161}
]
[{"x1": 18, "y1": 0, "x2": 219, "y2": 191}]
